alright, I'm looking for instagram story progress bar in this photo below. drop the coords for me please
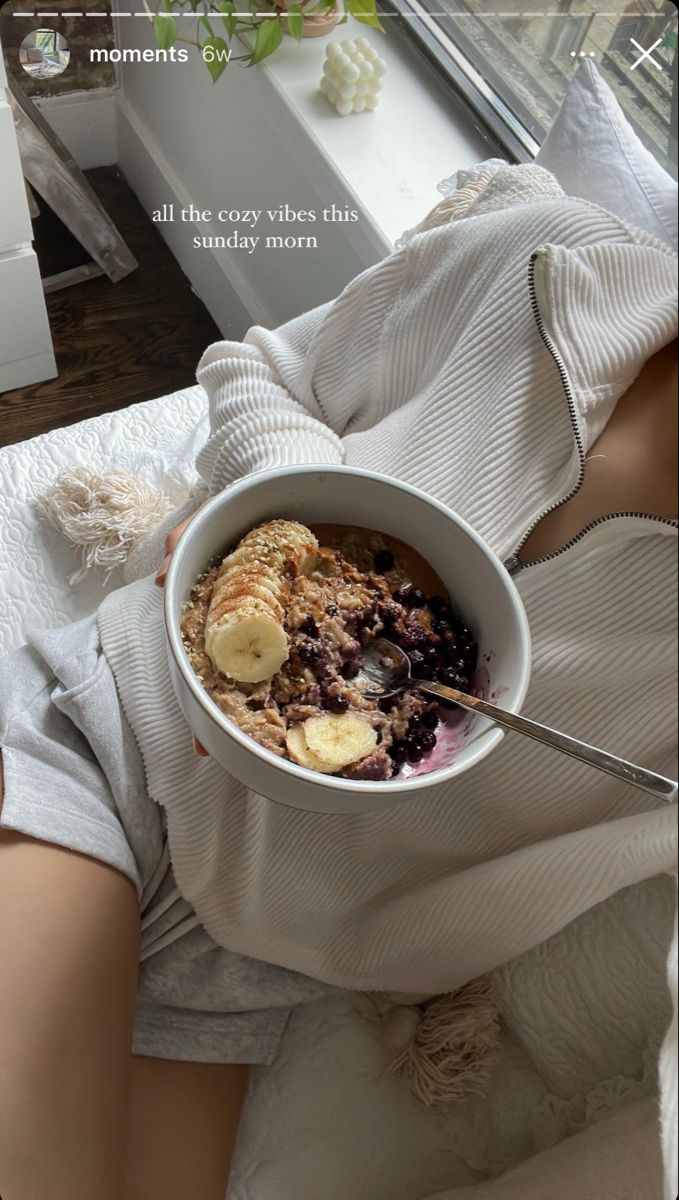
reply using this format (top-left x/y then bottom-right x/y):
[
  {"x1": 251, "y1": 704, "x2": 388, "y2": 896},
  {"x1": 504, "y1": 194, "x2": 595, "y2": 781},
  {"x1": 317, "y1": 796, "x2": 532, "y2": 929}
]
[{"x1": 10, "y1": 8, "x2": 672, "y2": 15}]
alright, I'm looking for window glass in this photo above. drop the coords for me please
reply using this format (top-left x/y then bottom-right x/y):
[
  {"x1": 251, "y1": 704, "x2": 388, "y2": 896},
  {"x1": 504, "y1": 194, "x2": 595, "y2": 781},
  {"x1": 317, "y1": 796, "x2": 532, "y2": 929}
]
[{"x1": 406, "y1": 0, "x2": 678, "y2": 175}]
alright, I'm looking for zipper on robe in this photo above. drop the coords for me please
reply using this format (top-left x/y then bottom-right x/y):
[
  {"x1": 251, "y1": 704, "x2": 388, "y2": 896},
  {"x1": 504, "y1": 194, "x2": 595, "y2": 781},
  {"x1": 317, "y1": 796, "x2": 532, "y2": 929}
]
[{"x1": 505, "y1": 251, "x2": 678, "y2": 577}]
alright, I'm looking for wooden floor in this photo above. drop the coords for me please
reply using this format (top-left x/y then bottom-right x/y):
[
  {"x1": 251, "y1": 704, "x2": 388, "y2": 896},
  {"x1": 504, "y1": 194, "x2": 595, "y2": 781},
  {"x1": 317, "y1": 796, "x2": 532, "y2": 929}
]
[{"x1": 0, "y1": 166, "x2": 221, "y2": 448}]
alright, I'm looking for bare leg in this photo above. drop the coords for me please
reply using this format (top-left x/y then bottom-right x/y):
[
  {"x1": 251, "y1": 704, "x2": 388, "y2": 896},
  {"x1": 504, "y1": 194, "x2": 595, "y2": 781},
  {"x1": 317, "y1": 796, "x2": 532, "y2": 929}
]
[
  {"x1": 0, "y1": 758, "x2": 246, "y2": 1199},
  {"x1": 125, "y1": 1057, "x2": 249, "y2": 1200},
  {"x1": 0, "y1": 755, "x2": 140, "y2": 1200}
]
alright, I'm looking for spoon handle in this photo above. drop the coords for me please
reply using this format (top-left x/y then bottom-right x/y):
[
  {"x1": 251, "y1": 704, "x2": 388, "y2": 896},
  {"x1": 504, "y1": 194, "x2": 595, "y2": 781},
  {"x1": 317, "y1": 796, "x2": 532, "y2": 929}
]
[{"x1": 417, "y1": 681, "x2": 678, "y2": 804}]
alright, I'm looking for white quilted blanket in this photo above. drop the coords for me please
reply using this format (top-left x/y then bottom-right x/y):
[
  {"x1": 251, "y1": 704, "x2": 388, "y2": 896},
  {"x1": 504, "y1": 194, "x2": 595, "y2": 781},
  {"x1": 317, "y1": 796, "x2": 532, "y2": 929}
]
[
  {"x1": 0, "y1": 391, "x2": 674, "y2": 1200},
  {"x1": 0, "y1": 388, "x2": 208, "y2": 649}
]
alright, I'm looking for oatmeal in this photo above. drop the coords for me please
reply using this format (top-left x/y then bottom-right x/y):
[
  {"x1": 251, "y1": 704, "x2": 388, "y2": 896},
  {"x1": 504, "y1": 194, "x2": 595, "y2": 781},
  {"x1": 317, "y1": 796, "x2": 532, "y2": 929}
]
[{"x1": 181, "y1": 521, "x2": 478, "y2": 780}]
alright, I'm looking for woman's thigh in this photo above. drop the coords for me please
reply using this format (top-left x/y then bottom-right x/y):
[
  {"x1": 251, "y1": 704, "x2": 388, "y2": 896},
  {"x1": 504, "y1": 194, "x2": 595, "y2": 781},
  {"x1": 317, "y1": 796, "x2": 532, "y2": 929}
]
[
  {"x1": 1, "y1": 757, "x2": 248, "y2": 1200},
  {"x1": 0, "y1": 753, "x2": 140, "y2": 1199},
  {"x1": 126, "y1": 1056, "x2": 249, "y2": 1200}
]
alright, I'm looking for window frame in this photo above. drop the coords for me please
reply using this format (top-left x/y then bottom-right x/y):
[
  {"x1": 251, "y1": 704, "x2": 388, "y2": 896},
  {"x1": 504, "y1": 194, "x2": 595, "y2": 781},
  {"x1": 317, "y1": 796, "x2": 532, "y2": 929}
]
[
  {"x1": 385, "y1": 1, "x2": 678, "y2": 175},
  {"x1": 382, "y1": 0, "x2": 540, "y2": 163}
]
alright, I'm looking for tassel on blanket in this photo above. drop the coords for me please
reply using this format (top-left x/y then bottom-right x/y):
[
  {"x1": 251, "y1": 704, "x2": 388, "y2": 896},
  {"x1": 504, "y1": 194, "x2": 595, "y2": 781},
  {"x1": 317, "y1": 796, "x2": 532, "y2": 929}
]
[
  {"x1": 37, "y1": 467, "x2": 172, "y2": 584},
  {"x1": 418, "y1": 168, "x2": 497, "y2": 234},
  {"x1": 359, "y1": 978, "x2": 501, "y2": 1107}
]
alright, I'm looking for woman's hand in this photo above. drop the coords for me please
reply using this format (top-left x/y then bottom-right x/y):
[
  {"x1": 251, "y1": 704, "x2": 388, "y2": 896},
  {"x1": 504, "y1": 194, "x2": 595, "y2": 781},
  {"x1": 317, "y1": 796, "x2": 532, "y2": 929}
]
[
  {"x1": 154, "y1": 513, "x2": 196, "y2": 588},
  {"x1": 154, "y1": 507, "x2": 209, "y2": 757}
]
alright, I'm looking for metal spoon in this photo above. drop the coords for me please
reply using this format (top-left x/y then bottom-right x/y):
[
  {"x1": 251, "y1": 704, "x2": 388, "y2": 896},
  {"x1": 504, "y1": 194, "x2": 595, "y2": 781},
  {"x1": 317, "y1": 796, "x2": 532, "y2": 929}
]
[{"x1": 359, "y1": 638, "x2": 677, "y2": 804}]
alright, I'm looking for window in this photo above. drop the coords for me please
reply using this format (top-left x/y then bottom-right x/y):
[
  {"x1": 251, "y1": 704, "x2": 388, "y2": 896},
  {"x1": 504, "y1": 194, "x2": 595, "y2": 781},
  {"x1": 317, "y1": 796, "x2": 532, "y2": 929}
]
[
  {"x1": 386, "y1": 0, "x2": 678, "y2": 176},
  {"x1": 34, "y1": 30, "x2": 58, "y2": 56}
]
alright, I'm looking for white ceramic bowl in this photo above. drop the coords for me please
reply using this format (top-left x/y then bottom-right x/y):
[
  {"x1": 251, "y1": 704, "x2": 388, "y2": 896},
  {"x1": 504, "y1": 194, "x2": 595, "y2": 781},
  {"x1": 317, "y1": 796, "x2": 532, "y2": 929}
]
[{"x1": 165, "y1": 466, "x2": 531, "y2": 814}]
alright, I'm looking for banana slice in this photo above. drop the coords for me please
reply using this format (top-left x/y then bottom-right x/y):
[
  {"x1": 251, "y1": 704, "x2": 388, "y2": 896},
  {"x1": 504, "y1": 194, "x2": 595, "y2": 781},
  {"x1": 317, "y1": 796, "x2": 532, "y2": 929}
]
[
  {"x1": 224, "y1": 545, "x2": 288, "y2": 578},
  {"x1": 285, "y1": 724, "x2": 336, "y2": 774},
  {"x1": 303, "y1": 713, "x2": 378, "y2": 770},
  {"x1": 223, "y1": 522, "x2": 318, "y2": 580},
  {"x1": 206, "y1": 609, "x2": 288, "y2": 683},
  {"x1": 206, "y1": 519, "x2": 318, "y2": 682},
  {"x1": 216, "y1": 574, "x2": 285, "y2": 620},
  {"x1": 286, "y1": 715, "x2": 378, "y2": 774}
]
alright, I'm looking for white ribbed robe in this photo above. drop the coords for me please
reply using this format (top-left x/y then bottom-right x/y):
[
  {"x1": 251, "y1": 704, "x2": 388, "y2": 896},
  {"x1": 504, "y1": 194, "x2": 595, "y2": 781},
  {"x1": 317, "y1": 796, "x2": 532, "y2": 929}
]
[
  {"x1": 100, "y1": 169, "x2": 677, "y2": 991},
  {"x1": 99, "y1": 167, "x2": 678, "y2": 1196}
]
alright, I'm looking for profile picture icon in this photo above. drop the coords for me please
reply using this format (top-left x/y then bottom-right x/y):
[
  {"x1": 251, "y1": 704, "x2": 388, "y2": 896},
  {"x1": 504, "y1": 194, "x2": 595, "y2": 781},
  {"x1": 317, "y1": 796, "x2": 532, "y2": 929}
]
[{"x1": 19, "y1": 29, "x2": 70, "y2": 79}]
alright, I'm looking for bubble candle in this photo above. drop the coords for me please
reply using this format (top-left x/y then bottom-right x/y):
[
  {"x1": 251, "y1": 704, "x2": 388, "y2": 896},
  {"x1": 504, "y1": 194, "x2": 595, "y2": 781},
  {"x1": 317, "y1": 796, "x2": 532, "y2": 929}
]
[{"x1": 319, "y1": 37, "x2": 386, "y2": 115}]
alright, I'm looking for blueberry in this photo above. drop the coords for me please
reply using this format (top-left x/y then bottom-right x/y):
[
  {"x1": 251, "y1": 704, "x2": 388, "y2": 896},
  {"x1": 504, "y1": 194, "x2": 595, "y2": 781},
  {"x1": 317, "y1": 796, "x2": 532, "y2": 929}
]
[
  {"x1": 324, "y1": 693, "x2": 349, "y2": 714},
  {"x1": 422, "y1": 709, "x2": 439, "y2": 730},
  {"x1": 418, "y1": 664, "x2": 434, "y2": 681},
  {"x1": 408, "y1": 715, "x2": 422, "y2": 732},
  {"x1": 441, "y1": 639, "x2": 462, "y2": 661},
  {"x1": 464, "y1": 642, "x2": 479, "y2": 670},
  {"x1": 373, "y1": 549, "x2": 395, "y2": 573},
  {"x1": 407, "y1": 741, "x2": 424, "y2": 763},
  {"x1": 408, "y1": 649, "x2": 426, "y2": 670},
  {"x1": 379, "y1": 603, "x2": 399, "y2": 629},
  {"x1": 300, "y1": 616, "x2": 319, "y2": 638},
  {"x1": 440, "y1": 667, "x2": 465, "y2": 690},
  {"x1": 455, "y1": 625, "x2": 473, "y2": 647},
  {"x1": 325, "y1": 604, "x2": 339, "y2": 617},
  {"x1": 392, "y1": 588, "x2": 410, "y2": 606},
  {"x1": 427, "y1": 595, "x2": 447, "y2": 615},
  {"x1": 421, "y1": 644, "x2": 438, "y2": 664},
  {"x1": 445, "y1": 655, "x2": 467, "y2": 673},
  {"x1": 402, "y1": 627, "x2": 427, "y2": 650},
  {"x1": 390, "y1": 740, "x2": 409, "y2": 764},
  {"x1": 341, "y1": 659, "x2": 360, "y2": 680},
  {"x1": 299, "y1": 641, "x2": 321, "y2": 666},
  {"x1": 420, "y1": 730, "x2": 437, "y2": 751},
  {"x1": 406, "y1": 587, "x2": 425, "y2": 608}
]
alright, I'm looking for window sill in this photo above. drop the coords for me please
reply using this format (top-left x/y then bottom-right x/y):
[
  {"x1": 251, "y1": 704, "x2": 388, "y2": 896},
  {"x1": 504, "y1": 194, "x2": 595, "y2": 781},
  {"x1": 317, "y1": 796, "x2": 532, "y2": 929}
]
[
  {"x1": 256, "y1": 21, "x2": 493, "y2": 249},
  {"x1": 112, "y1": 13, "x2": 496, "y2": 330}
]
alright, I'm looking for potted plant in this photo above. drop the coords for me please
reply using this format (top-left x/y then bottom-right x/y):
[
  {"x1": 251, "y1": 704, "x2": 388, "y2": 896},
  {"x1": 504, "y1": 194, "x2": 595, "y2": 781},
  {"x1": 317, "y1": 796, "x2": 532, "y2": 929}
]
[{"x1": 151, "y1": 0, "x2": 384, "y2": 81}]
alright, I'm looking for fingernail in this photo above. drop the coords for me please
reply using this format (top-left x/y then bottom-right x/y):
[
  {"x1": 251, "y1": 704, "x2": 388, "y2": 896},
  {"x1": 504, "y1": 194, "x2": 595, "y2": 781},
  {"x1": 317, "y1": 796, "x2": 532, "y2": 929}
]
[{"x1": 192, "y1": 736, "x2": 209, "y2": 758}]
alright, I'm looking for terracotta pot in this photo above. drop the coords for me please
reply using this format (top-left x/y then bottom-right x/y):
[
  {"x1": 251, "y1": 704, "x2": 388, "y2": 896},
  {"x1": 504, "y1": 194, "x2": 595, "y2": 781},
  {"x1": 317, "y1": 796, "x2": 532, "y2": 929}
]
[
  {"x1": 300, "y1": 4, "x2": 341, "y2": 37},
  {"x1": 278, "y1": 1, "x2": 341, "y2": 38}
]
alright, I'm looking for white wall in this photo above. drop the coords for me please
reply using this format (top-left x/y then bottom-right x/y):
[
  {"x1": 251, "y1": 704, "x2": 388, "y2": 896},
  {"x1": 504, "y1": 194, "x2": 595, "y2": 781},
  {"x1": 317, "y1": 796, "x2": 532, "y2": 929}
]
[
  {"x1": 34, "y1": 20, "x2": 491, "y2": 339},
  {"x1": 114, "y1": 20, "x2": 389, "y2": 336},
  {"x1": 113, "y1": 19, "x2": 490, "y2": 337},
  {"x1": 34, "y1": 89, "x2": 117, "y2": 170}
]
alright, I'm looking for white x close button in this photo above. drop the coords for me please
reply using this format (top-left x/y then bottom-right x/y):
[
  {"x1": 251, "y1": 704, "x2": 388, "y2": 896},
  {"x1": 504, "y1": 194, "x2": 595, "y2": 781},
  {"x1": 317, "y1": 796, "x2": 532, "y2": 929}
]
[{"x1": 629, "y1": 37, "x2": 664, "y2": 71}]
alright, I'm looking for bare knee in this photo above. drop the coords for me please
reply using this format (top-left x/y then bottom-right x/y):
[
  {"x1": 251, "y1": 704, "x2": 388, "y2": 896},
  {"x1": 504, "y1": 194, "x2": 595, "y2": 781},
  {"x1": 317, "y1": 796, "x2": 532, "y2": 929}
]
[
  {"x1": 126, "y1": 1058, "x2": 249, "y2": 1200},
  {"x1": 0, "y1": 799, "x2": 140, "y2": 1199}
]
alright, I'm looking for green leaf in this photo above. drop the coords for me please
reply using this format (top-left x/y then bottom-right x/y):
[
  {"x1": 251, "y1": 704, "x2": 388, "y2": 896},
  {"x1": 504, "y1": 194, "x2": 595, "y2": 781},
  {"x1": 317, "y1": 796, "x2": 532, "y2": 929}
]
[
  {"x1": 153, "y1": 13, "x2": 178, "y2": 49},
  {"x1": 199, "y1": 13, "x2": 215, "y2": 36},
  {"x1": 347, "y1": 0, "x2": 384, "y2": 32},
  {"x1": 203, "y1": 35, "x2": 231, "y2": 80},
  {"x1": 220, "y1": 0, "x2": 238, "y2": 38},
  {"x1": 250, "y1": 16, "x2": 284, "y2": 64},
  {"x1": 286, "y1": 2, "x2": 304, "y2": 41}
]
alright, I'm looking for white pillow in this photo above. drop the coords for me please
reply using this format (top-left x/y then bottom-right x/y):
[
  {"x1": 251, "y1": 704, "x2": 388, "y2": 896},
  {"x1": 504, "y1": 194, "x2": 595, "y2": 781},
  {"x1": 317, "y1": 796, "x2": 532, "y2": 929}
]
[{"x1": 536, "y1": 60, "x2": 677, "y2": 251}]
